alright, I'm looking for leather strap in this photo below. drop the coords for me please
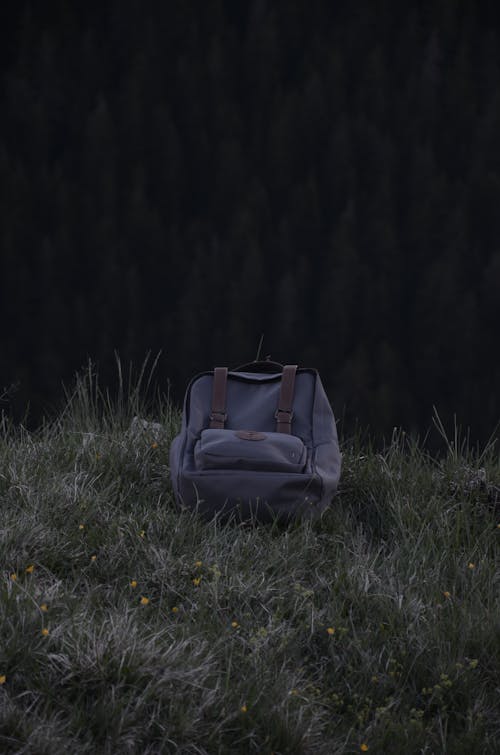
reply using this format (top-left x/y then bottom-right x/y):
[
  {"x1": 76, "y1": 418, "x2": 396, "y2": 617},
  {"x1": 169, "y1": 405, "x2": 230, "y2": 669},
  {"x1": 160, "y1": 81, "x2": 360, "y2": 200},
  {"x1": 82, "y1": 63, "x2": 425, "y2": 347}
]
[
  {"x1": 209, "y1": 367, "x2": 228, "y2": 429},
  {"x1": 275, "y1": 365, "x2": 297, "y2": 433}
]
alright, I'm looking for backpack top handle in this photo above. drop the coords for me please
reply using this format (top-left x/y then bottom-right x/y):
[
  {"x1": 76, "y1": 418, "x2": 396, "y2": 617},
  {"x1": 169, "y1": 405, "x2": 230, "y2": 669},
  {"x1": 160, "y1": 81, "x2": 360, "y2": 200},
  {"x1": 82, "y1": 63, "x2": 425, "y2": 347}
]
[{"x1": 232, "y1": 359, "x2": 285, "y2": 373}]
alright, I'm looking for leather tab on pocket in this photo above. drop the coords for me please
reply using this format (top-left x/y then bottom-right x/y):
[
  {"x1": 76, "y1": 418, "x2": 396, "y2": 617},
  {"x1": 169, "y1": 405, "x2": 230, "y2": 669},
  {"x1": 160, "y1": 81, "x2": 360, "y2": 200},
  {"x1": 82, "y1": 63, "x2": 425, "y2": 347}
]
[{"x1": 235, "y1": 431, "x2": 267, "y2": 441}]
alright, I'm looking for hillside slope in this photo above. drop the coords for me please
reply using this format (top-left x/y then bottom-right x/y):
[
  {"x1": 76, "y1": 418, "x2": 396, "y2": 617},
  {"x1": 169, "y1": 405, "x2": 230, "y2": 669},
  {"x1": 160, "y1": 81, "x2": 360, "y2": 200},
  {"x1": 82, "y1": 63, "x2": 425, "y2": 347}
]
[{"x1": 1, "y1": 372, "x2": 499, "y2": 753}]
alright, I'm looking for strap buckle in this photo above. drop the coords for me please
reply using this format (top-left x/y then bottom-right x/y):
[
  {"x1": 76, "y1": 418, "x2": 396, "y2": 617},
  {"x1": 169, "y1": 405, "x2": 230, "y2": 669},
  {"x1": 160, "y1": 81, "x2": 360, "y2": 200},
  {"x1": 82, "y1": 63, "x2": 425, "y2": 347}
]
[
  {"x1": 210, "y1": 411, "x2": 227, "y2": 423},
  {"x1": 275, "y1": 409, "x2": 293, "y2": 424}
]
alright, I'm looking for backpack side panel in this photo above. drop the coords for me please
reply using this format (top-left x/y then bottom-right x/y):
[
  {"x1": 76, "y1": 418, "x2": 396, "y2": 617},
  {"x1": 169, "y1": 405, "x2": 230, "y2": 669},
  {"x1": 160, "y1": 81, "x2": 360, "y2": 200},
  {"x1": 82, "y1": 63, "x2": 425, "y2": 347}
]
[
  {"x1": 311, "y1": 374, "x2": 342, "y2": 503},
  {"x1": 169, "y1": 371, "x2": 195, "y2": 506}
]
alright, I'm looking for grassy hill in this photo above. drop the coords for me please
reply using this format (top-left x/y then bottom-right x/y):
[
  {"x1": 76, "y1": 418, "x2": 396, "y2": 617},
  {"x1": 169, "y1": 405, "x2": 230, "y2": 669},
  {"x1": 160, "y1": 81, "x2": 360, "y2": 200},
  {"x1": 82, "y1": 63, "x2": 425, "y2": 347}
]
[{"x1": 1, "y1": 367, "x2": 499, "y2": 754}]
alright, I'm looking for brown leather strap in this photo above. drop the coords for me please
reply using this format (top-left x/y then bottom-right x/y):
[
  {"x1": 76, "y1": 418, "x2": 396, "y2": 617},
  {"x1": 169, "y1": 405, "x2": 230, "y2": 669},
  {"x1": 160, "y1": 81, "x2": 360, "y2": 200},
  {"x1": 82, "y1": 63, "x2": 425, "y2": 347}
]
[
  {"x1": 275, "y1": 364, "x2": 297, "y2": 433},
  {"x1": 209, "y1": 367, "x2": 228, "y2": 429}
]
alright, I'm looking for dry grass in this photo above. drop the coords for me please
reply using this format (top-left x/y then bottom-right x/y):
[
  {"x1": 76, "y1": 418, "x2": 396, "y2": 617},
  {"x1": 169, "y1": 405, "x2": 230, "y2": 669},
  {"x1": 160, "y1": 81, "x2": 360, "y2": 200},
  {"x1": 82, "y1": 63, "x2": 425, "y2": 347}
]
[{"x1": 1, "y1": 364, "x2": 499, "y2": 753}]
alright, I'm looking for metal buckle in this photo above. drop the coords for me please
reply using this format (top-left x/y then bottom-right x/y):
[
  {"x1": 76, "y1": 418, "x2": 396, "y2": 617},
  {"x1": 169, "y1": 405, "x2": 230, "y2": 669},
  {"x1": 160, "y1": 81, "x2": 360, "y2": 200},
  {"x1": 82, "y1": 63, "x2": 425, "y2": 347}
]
[
  {"x1": 275, "y1": 409, "x2": 293, "y2": 423},
  {"x1": 210, "y1": 411, "x2": 227, "y2": 423}
]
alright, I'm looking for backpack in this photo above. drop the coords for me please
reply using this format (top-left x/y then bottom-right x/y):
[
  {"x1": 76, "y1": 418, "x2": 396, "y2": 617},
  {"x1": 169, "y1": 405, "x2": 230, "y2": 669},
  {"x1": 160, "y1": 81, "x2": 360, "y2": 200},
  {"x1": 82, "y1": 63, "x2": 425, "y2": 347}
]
[{"x1": 169, "y1": 360, "x2": 342, "y2": 522}]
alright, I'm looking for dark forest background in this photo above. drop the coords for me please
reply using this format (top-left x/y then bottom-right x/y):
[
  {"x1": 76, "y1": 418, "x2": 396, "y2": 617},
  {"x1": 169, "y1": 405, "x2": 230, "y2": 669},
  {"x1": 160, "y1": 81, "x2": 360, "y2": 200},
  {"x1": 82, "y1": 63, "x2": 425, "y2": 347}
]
[{"x1": 1, "y1": 0, "x2": 499, "y2": 445}]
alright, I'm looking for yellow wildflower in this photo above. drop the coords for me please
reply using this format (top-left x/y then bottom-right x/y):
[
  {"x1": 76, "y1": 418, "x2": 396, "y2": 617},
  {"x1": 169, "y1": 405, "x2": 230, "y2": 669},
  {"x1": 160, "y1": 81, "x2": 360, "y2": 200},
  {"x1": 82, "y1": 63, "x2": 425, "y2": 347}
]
[
  {"x1": 130, "y1": 580, "x2": 138, "y2": 588},
  {"x1": 240, "y1": 704, "x2": 247, "y2": 713},
  {"x1": 360, "y1": 745, "x2": 369, "y2": 752},
  {"x1": 90, "y1": 555, "x2": 97, "y2": 562},
  {"x1": 469, "y1": 659, "x2": 478, "y2": 669},
  {"x1": 139, "y1": 530, "x2": 145, "y2": 538},
  {"x1": 231, "y1": 621, "x2": 239, "y2": 628},
  {"x1": 40, "y1": 604, "x2": 48, "y2": 612},
  {"x1": 443, "y1": 591, "x2": 451, "y2": 599},
  {"x1": 194, "y1": 560, "x2": 203, "y2": 568},
  {"x1": 41, "y1": 628, "x2": 49, "y2": 637},
  {"x1": 25, "y1": 564, "x2": 35, "y2": 574},
  {"x1": 0, "y1": 675, "x2": 6, "y2": 685},
  {"x1": 192, "y1": 577, "x2": 201, "y2": 586},
  {"x1": 78, "y1": 524, "x2": 85, "y2": 530},
  {"x1": 327, "y1": 627, "x2": 335, "y2": 635},
  {"x1": 151, "y1": 442, "x2": 159, "y2": 449},
  {"x1": 10, "y1": 573, "x2": 17, "y2": 582},
  {"x1": 140, "y1": 596, "x2": 150, "y2": 605},
  {"x1": 468, "y1": 562, "x2": 475, "y2": 569},
  {"x1": 172, "y1": 606, "x2": 179, "y2": 613}
]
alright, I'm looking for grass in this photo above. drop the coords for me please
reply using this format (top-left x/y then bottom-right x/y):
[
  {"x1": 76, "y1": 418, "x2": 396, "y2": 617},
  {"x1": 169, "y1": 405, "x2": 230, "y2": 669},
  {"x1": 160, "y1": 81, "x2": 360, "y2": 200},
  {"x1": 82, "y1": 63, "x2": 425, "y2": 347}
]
[{"x1": 1, "y1": 362, "x2": 499, "y2": 754}]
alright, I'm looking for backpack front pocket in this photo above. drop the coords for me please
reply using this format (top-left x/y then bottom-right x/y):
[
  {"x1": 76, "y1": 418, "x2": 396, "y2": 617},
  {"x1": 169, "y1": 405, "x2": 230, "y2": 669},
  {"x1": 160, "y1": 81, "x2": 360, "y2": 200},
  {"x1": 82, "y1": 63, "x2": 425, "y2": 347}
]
[{"x1": 194, "y1": 429, "x2": 307, "y2": 473}]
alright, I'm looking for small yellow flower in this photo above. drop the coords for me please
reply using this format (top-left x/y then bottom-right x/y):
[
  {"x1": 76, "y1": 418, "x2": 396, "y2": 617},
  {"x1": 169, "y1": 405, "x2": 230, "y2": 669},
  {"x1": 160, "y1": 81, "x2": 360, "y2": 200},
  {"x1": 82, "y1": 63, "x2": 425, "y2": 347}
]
[
  {"x1": 10, "y1": 573, "x2": 17, "y2": 582},
  {"x1": 231, "y1": 621, "x2": 239, "y2": 628},
  {"x1": 40, "y1": 603, "x2": 48, "y2": 612},
  {"x1": 172, "y1": 606, "x2": 179, "y2": 613},
  {"x1": 194, "y1": 560, "x2": 203, "y2": 568},
  {"x1": 360, "y1": 745, "x2": 369, "y2": 752},
  {"x1": 139, "y1": 530, "x2": 145, "y2": 538},
  {"x1": 468, "y1": 562, "x2": 475, "y2": 570},
  {"x1": 151, "y1": 442, "x2": 159, "y2": 449},
  {"x1": 130, "y1": 580, "x2": 138, "y2": 588},
  {"x1": 469, "y1": 659, "x2": 479, "y2": 669},
  {"x1": 443, "y1": 591, "x2": 451, "y2": 599},
  {"x1": 0, "y1": 675, "x2": 6, "y2": 685},
  {"x1": 25, "y1": 564, "x2": 35, "y2": 574},
  {"x1": 240, "y1": 704, "x2": 247, "y2": 713},
  {"x1": 90, "y1": 555, "x2": 97, "y2": 562},
  {"x1": 497, "y1": 523, "x2": 500, "y2": 529},
  {"x1": 327, "y1": 627, "x2": 335, "y2": 635},
  {"x1": 78, "y1": 524, "x2": 85, "y2": 530},
  {"x1": 140, "y1": 596, "x2": 150, "y2": 605},
  {"x1": 192, "y1": 577, "x2": 201, "y2": 586},
  {"x1": 41, "y1": 628, "x2": 49, "y2": 637}
]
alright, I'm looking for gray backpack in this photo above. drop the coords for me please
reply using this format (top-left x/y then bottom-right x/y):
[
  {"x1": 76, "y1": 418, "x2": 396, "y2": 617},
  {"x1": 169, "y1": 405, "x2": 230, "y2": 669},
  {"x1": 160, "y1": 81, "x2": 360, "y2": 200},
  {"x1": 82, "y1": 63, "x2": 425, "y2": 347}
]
[{"x1": 169, "y1": 361, "x2": 342, "y2": 522}]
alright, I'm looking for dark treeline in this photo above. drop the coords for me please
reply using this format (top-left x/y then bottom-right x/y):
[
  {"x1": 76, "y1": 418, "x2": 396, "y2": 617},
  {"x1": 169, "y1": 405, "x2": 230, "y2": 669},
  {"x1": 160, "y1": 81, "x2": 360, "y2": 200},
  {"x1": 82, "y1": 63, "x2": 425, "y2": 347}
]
[{"x1": 1, "y1": 0, "x2": 499, "y2": 444}]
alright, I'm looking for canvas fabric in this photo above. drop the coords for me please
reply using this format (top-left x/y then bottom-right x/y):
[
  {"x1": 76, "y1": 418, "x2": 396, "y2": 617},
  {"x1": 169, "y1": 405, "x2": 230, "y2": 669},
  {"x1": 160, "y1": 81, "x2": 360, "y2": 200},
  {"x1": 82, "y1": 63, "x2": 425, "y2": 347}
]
[{"x1": 169, "y1": 365, "x2": 341, "y2": 522}]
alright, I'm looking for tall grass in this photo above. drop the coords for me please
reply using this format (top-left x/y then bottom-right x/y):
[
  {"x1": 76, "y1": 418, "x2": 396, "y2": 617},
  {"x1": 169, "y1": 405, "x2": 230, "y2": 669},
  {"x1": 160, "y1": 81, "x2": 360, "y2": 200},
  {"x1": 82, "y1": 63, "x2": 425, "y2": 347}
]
[{"x1": 1, "y1": 363, "x2": 499, "y2": 754}]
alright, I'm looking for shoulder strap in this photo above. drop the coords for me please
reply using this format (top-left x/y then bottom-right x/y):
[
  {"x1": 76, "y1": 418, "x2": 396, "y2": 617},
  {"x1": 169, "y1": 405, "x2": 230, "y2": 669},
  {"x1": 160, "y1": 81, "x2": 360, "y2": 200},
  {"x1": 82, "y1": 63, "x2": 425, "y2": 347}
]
[
  {"x1": 209, "y1": 367, "x2": 228, "y2": 429},
  {"x1": 275, "y1": 365, "x2": 297, "y2": 434}
]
